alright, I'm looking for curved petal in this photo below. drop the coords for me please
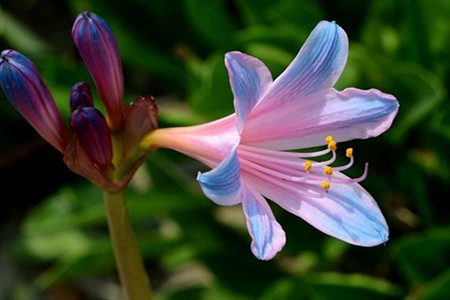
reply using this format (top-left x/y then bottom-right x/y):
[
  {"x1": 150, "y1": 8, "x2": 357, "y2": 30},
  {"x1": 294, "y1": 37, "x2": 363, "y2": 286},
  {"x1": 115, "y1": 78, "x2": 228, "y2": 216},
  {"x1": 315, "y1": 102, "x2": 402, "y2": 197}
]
[
  {"x1": 246, "y1": 173, "x2": 389, "y2": 246},
  {"x1": 225, "y1": 51, "x2": 273, "y2": 132},
  {"x1": 241, "y1": 186, "x2": 286, "y2": 260},
  {"x1": 257, "y1": 21, "x2": 348, "y2": 111},
  {"x1": 197, "y1": 148, "x2": 241, "y2": 206},
  {"x1": 242, "y1": 88, "x2": 399, "y2": 150}
]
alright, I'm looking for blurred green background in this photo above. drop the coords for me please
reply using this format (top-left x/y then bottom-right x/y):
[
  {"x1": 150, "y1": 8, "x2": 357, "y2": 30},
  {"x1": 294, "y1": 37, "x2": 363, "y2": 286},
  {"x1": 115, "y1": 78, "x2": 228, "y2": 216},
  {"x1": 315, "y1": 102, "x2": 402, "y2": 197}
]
[{"x1": 0, "y1": 0, "x2": 449, "y2": 299}]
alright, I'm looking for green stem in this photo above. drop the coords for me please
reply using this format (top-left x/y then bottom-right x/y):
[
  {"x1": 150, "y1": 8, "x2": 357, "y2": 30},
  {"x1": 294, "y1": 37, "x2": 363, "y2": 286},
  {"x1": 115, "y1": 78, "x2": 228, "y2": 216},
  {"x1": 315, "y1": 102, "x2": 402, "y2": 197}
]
[{"x1": 103, "y1": 190, "x2": 153, "y2": 300}]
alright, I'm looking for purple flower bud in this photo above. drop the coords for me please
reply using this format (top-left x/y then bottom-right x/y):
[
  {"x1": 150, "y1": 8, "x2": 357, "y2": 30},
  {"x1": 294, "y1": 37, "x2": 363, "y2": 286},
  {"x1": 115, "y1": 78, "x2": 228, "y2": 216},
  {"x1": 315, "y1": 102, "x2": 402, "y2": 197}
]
[
  {"x1": 70, "y1": 106, "x2": 113, "y2": 169},
  {"x1": 70, "y1": 81, "x2": 94, "y2": 112},
  {"x1": 0, "y1": 50, "x2": 69, "y2": 152},
  {"x1": 72, "y1": 12, "x2": 124, "y2": 130}
]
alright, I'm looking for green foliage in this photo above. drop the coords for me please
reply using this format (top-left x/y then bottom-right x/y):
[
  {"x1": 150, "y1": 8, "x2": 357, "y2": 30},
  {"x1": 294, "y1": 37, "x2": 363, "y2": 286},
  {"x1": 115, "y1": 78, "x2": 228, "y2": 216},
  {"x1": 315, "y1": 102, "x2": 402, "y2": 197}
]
[{"x1": 1, "y1": 0, "x2": 450, "y2": 299}]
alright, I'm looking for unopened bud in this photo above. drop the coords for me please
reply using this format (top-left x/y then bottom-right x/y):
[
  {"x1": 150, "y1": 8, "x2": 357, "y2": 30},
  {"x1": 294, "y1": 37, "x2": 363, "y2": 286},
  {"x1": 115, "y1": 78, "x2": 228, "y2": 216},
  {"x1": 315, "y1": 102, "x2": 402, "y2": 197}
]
[
  {"x1": 72, "y1": 11, "x2": 123, "y2": 130},
  {"x1": 70, "y1": 81, "x2": 94, "y2": 112},
  {"x1": 0, "y1": 50, "x2": 69, "y2": 151},
  {"x1": 70, "y1": 106, "x2": 113, "y2": 168}
]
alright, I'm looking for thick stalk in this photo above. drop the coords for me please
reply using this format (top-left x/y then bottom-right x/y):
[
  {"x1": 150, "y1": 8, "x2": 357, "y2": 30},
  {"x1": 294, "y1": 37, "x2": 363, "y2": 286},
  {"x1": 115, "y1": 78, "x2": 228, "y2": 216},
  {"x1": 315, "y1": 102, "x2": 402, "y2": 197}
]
[{"x1": 103, "y1": 190, "x2": 153, "y2": 300}]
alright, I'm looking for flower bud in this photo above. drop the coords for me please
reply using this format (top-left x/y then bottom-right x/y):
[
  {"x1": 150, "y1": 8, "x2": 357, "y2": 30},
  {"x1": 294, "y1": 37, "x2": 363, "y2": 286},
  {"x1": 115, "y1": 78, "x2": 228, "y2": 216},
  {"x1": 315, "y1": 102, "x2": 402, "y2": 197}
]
[
  {"x1": 0, "y1": 50, "x2": 69, "y2": 152},
  {"x1": 70, "y1": 81, "x2": 94, "y2": 112},
  {"x1": 70, "y1": 106, "x2": 113, "y2": 168},
  {"x1": 72, "y1": 11, "x2": 124, "y2": 130}
]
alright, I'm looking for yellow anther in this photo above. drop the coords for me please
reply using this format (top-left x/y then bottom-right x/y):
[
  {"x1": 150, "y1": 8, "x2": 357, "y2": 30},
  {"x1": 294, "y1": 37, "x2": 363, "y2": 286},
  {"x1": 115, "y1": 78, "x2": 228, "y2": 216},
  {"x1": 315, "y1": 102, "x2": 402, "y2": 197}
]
[
  {"x1": 346, "y1": 148, "x2": 353, "y2": 158},
  {"x1": 304, "y1": 160, "x2": 312, "y2": 172},
  {"x1": 324, "y1": 166, "x2": 333, "y2": 176},
  {"x1": 321, "y1": 180, "x2": 330, "y2": 191},
  {"x1": 328, "y1": 140, "x2": 337, "y2": 152},
  {"x1": 325, "y1": 135, "x2": 334, "y2": 143}
]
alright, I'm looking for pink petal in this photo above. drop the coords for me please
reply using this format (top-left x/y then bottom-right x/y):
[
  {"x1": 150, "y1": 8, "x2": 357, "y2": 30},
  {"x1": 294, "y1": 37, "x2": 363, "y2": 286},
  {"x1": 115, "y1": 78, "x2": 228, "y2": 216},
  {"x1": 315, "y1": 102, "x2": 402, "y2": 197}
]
[
  {"x1": 242, "y1": 88, "x2": 399, "y2": 150},
  {"x1": 225, "y1": 51, "x2": 272, "y2": 132},
  {"x1": 241, "y1": 185, "x2": 286, "y2": 260},
  {"x1": 256, "y1": 21, "x2": 348, "y2": 113},
  {"x1": 245, "y1": 172, "x2": 389, "y2": 247},
  {"x1": 197, "y1": 148, "x2": 241, "y2": 206}
]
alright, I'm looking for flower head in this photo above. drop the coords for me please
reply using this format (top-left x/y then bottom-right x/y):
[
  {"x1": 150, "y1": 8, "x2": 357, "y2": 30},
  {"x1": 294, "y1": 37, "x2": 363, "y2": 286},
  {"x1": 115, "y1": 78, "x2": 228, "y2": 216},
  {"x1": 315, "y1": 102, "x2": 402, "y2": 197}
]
[
  {"x1": 0, "y1": 12, "x2": 158, "y2": 192},
  {"x1": 143, "y1": 21, "x2": 399, "y2": 260}
]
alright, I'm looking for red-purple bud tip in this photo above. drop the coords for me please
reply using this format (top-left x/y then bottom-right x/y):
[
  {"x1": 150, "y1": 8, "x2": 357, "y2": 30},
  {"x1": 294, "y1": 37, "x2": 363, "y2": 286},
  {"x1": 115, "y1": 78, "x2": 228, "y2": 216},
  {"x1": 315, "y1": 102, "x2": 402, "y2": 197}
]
[
  {"x1": 72, "y1": 11, "x2": 124, "y2": 130},
  {"x1": 70, "y1": 106, "x2": 113, "y2": 169},
  {"x1": 0, "y1": 50, "x2": 69, "y2": 152},
  {"x1": 70, "y1": 81, "x2": 94, "y2": 112}
]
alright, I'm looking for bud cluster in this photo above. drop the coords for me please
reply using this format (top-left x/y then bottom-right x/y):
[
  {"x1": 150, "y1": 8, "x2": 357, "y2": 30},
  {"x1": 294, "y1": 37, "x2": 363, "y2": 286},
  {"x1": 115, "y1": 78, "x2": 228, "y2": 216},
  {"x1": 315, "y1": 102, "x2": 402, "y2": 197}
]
[{"x1": 0, "y1": 12, "x2": 158, "y2": 192}]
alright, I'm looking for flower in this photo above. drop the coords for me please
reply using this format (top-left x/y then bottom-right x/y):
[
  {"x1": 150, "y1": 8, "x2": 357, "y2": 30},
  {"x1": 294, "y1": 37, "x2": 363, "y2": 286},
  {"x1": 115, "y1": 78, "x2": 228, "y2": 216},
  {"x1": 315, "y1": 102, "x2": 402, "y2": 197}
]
[
  {"x1": 142, "y1": 21, "x2": 399, "y2": 260},
  {"x1": 0, "y1": 12, "x2": 158, "y2": 192}
]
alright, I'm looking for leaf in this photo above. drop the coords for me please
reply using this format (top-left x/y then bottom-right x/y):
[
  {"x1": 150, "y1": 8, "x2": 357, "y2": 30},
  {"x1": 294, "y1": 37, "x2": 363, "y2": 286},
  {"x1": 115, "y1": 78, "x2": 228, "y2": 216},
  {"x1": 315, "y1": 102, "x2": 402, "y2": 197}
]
[
  {"x1": 33, "y1": 233, "x2": 180, "y2": 289},
  {"x1": 182, "y1": 0, "x2": 238, "y2": 49},
  {"x1": 243, "y1": 43, "x2": 293, "y2": 77},
  {"x1": 385, "y1": 64, "x2": 445, "y2": 143},
  {"x1": 421, "y1": 268, "x2": 450, "y2": 300},
  {"x1": 259, "y1": 278, "x2": 308, "y2": 300},
  {"x1": 304, "y1": 272, "x2": 403, "y2": 300},
  {"x1": 186, "y1": 53, "x2": 234, "y2": 120},
  {"x1": 21, "y1": 176, "x2": 208, "y2": 236},
  {"x1": 430, "y1": 104, "x2": 450, "y2": 140},
  {"x1": 392, "y1": 227, "x2": 450, "y2": 283},
  {"x1": 0, "y1": 7, "x2": 51, "y2": 55}
]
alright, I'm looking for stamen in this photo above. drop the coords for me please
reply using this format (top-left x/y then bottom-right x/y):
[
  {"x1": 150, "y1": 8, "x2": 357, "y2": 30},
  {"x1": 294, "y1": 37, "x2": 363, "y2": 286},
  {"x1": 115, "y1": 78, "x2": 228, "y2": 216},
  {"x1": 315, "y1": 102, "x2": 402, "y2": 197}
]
[
  {"x1": 346, "y1": 148, "x2": 353, "y2": 158},
  {"x1": 324, "y1": 166, "x2": 333, "y2": 176},
  {"x1": 321, "y1": 180, "x2": 330, "y2": 191},
  {"x1": 304, "y1": 160, "x2": 312, "y2": 172},
  {"x1": 334, "y1": 153, "x2": 354, "y2": 172},
  {"x1": 240, "y1": 159, "x2": 307, "y2": 182},
  {"x1": 237, "y1": 138, "x2": 368, "y2": 194},
  {"x1": 312, "y1": 150, "x2": 336, "y2": 167},
  {"x1": 328, "y1": 163, "x2": 369, "y2": 184},
  {"x1": 241, "y1": 161, "x2": 324, "y2": 198},
  {"x1": 239, "y1": 144, "x2": 331, "y2": 159},
  {"x1": 328, "y1": 140, "x2": 337, "y2": 152}
]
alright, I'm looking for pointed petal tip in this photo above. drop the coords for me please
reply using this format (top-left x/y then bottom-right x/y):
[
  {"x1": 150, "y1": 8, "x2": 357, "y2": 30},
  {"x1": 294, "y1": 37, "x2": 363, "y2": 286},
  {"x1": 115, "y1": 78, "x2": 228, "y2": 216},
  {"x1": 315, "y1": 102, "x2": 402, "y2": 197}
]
[
  {"x1": 241, "y1": 189, "x2": 287, "y2": 261},
  {"x1": 224, "y1": 51, "x2": 246, "y2": 64},
  {"x1": 224, "y1": 50, "x2": 273, "y2": 133},
  {"x1": 252, "y1": 230, "x2": 286, "y2": 260},
  {"x1": 351, "y1": 225, "x2": 389, "y2": 247},
  {"x1": 317, "y1": 20, "x2": 341, "y2": 31},
  {"x1": 0, "y1": 49, "x2": 12, "y2": 60}
]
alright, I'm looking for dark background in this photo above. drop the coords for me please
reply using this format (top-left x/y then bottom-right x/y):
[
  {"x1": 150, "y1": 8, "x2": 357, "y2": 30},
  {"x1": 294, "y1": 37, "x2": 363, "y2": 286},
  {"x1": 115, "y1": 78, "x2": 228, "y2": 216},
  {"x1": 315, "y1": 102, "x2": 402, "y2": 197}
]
[{"x1": 1, "y1": 0, "x2": 449, "y2": 299}]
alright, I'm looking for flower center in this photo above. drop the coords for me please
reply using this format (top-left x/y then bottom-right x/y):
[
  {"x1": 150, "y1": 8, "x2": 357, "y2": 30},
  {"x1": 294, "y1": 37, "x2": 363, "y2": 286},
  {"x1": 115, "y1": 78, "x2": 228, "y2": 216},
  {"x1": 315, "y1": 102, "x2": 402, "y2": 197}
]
[{"x1": 237, "y1": 136, "x2": 368, "y2": 198}]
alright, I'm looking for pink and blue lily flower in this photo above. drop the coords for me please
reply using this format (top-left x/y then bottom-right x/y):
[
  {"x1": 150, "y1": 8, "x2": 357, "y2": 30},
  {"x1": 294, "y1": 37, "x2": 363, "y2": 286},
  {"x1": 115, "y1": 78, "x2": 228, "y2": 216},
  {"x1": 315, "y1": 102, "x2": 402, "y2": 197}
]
[{"x1": 143, "y1": 21, "x2": 399, "y2": 260}]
